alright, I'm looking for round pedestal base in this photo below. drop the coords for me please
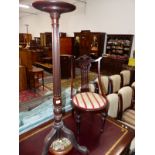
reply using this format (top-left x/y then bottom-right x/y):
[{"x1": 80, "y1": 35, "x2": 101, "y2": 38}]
[{"x1": 49, "y1": 138, "x2": 73, "y2": 155}]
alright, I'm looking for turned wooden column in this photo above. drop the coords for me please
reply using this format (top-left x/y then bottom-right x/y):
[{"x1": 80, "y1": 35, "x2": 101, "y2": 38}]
[
  {"x1": 33, "y1": 0, "x2": 75, "y2": 125},
  {"x1": 50, "y1": 12, "x2": 62, "y2": 123}
]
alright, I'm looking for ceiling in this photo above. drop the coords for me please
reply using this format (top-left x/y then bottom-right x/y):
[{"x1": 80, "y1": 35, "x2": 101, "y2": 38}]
[{"x1": 19, "y1": 0, "x2": 87, "y2": 19}]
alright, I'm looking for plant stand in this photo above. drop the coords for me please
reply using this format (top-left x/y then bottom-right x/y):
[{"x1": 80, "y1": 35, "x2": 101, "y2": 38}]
[{"x1": 32, "y1": 1, "x2": 88, "y2": 155}]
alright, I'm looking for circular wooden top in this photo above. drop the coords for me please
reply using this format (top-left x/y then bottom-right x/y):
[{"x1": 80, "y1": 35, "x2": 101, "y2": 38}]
[
  {"x1": 32, "y1": 1, "x2": 76, "y2": 14},
  {"x1": 30, "y1": 67, "x2": 44, "y2": 73}
]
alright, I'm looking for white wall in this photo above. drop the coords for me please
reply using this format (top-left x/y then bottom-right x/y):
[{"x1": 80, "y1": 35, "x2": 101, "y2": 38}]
[{"x1": 19, "y1": 0, "x2": 135, "y2": 55}]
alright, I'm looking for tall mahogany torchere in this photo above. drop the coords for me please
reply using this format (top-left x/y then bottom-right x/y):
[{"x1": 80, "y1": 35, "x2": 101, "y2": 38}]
[{"x1": 32, "y1": 1, "x2": 88, "y2": 155}]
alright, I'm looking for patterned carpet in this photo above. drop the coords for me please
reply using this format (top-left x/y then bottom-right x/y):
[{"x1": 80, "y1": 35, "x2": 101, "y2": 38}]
[
  {"x1": 19, "y1": 86, "x2": 52, "y2": 104},
  {"x1": 19, "y1": 71, "x2": 97, "y2": 111},
  {"x1": 44, "y1": 71, "x2": 97, "y2": 91}
]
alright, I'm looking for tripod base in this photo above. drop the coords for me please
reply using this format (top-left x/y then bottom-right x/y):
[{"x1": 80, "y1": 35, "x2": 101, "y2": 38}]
[{"x1": 42, "y1": 121, "x2": 89, "y2": 155}]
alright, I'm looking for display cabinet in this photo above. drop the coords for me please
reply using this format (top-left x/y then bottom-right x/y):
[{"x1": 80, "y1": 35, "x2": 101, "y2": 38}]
[
  {"x1": 40, "y1": 32, "x2": 66, "y2": 47},
  {"x1": 19, "y1": 33, "x2": 32, "y2": 47},
  {"x1": 60, "y1": 37, "x2": 74, "y2": 55},
  {"x1": 101, "y1": 34, "x2": 134, "y2": 75},
  {"x1": 74, "y1": 30, "x2": 106, "y2": 58},
  {"x1": 106, "y1": 34, "x2": 134, "y2": 58},
  {"x1": 40, "y1": 32, "x2": 52, "y2": 47},
  {"x1": 60, "y1": 54, "x2": 75, "y2": 79}
]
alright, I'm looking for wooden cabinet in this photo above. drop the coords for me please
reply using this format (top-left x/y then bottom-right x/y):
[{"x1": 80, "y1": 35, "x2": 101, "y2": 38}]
[
  {"x1": 40, "y1": 32, "x2": 66, "y2": 47},
  {"x1": 31, "y1": 50, "x2": 44, "y2": 64},
  {"x1": 19, "y1": 48, "x2": 32, "y2": 70},
  {"x1": 106, "y1": 34, "x2": 134, "y2": 58},
  {"x1": 60, "y1": 54, "x2": 74, "y2": 79},
  {"x1": 40, "y1": 32, "x2": 72, "y2": 54},
  {"x1": 101, "y1": 55, "x2": 128, "y2": 75},
  {"x1": 101, "y1": 34, "x2": 134, "y2": 75},
  {"x1": 40, "y1": 32, "x2": 52, "y2": 47},
  {"x1": 19, "y1": 33, "x2": 32, "y2": 47},
  {"x1": 60, "y1": 37, "x2": 73, "y2": 55},
  {"x1": 74, "y1": 30, "x2": 106, "y2": 58},
  {"x1": 19, "y1": 65, "x2": 27, "y2": 91}
]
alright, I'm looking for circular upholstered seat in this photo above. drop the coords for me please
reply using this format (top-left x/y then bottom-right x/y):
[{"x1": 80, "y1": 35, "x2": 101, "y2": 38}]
[{"x1": 72, "y1": 92, "x2": 107, "y2": 111}]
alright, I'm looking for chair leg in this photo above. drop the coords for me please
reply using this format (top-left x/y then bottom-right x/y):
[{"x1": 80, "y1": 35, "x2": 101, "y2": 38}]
[
  {"x1": 100, "y1": 111, "x2": 107, "y2": 133},
  {"x1": 42, "y1": 71, "x2": 44, "y2": 90},
  {"x1": 75, "y1": 110, "x2": 81, "y2": 135},
  {"x1": 72, "y1": 109, "x2": 75, "y2": 118}
]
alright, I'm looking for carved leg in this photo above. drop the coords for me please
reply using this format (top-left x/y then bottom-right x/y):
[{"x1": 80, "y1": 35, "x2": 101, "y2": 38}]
[
  {"x1": 62, "y1": 125, "x2": 89, "y2": 154},
  {"x1": 72, "y1": 109, "x2": 75, "y2": 118},
  {"x1": 100, "y1": 111, "x2": 107, "y2": 133},
  {"x1": 42, "y1": 127, "x2": 57, "y2": 155},
  {"x1": 75, "y1": 110, "x2": 81, "y2": 135}
]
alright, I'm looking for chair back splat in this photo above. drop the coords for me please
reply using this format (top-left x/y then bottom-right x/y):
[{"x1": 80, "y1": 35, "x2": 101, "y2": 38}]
[{"x1": 78, "y1": 55, "x2": 92, "y2": 92}]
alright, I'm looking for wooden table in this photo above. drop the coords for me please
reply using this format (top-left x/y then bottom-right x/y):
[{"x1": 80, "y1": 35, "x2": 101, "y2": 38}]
[
  {"x1": 19, "y1": 113, "x2": 134, "y2": 155},
  {"x1": 42, "y1": 57, "x2": 52, "y2": 64},
  {"x1": 29, "y1": 67, "x2": 44, "y2": 90},
  {"x1": 19, "y1": 65, "x2": 27, "y2": 91}
]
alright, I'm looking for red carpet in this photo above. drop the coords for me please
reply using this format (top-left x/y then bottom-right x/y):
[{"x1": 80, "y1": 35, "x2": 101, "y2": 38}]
[
  {"x1": 19, "y1": 114, "x2": 134, "y2": 155},
  {"x1": 19, "y1": 86, "x2": 51, "y2": 103}
]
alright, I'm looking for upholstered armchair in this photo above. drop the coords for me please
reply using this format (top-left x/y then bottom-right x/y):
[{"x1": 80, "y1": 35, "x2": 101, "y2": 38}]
[
  {"x1": 131, "y1": 81, "x2": 135, "y2": 109},
  {"x1": 106, "y1": 93, "x2": 119, "y2": 118},
  {"x1": 131, "y1": 81, "x2": 135, "y2": 88},
  {"x1": 94, "y1": 75, "x2": 110, "y2": 95},
  {"x1": 109, "y1": 74, "x2": 121, "y2": 93},
  {"x1": 129, "y1": 137, "x2": 135, "y2": 155},
  {"x1": 118, "y1": 86, "x2": 135, "y2": 128},
  {"x1": 120, "y1": 70, "x2": 131, "y2": 87}
]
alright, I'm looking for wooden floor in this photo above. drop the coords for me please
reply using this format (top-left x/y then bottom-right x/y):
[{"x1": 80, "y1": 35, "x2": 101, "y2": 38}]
[{"x1": 19, "y1": 113, "x2": 134, "y2": 155}]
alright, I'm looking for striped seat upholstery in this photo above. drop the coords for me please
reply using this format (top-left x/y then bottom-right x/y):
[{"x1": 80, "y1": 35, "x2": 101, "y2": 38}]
[
  {"x1": 122, "y1": 109, "x2": 135, "y2": 126},
  {"x1": 72, "y1": 92, "x2": 107, "y2": 110}
]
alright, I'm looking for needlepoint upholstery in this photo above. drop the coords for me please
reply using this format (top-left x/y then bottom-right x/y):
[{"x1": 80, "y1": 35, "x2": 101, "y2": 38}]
[{"x1": 72, "y1": 92, "x2": 107, "y2": 110}]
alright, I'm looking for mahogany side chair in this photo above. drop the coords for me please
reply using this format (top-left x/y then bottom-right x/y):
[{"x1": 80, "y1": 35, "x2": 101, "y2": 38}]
[{"x1": 70, "y1": 55, "x2": 108, "y2": 135}]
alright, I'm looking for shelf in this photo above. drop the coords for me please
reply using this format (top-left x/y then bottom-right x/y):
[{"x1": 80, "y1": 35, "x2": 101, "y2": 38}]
[{"x1": 106, "y1": 34, "x2": 134, "y2": 57}]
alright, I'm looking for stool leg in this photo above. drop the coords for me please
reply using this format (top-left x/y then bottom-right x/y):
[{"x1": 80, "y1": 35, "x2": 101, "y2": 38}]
[
  {"x1": 34, "y1": 73, "x2": 36, "y2": 91},
  {"x1": 42, "y1": 71, "x2": 44, "y2": 90}
]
